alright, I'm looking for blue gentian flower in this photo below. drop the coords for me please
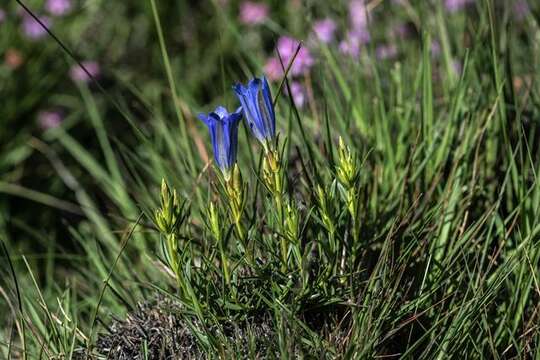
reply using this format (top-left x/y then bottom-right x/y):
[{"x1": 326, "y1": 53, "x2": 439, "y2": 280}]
[
  {"x1": 233, "y1": 77, "x2": 276, "y2": 147},
  {"x1": 198, "y1": 106, "x2": 243, "y2": 178}
]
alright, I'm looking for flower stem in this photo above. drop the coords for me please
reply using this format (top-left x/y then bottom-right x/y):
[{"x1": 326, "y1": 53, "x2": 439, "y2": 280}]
[
  {"x1": 274, "y1": 193, "x2": 288, "y2": 269},
  {"x1": 218, "y1": 237, "x2": 230, "y2": 286},
  {"x1": 166, "y1": 233, "x2": 185, "y2": 295}
]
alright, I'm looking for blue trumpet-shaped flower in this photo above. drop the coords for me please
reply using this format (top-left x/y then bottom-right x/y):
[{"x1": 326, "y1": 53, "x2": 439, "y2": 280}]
[
  {"x1": 233, "y1": 77, "x2": 276, "y2": 147},
  {"x1": 198, "y1": 106, "x2": 243, "y2": 177}
]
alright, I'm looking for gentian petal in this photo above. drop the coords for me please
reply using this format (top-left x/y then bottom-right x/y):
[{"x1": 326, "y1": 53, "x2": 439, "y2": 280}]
[
  {"x1": 197, "y1": 113, "x2": 211, "y2": 125},
  {"x1": 233, "y1": 83, "x2": 248, "y2": 97},
  {"x1": 213, "y1": 106, "x2": 229, "y2": 118},
  {"x1": 261, "y1": 77, "x2": 275, "y2": 137},
  {"x1": 199, "y1": 105, "x2": 242, "y2": 173},
  {"x1": 233, "y1": 76, "x2": 277, "y2": 145}
]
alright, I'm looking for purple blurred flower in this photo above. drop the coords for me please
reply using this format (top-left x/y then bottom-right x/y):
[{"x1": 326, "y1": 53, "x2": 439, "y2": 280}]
[
  {"x1": 513, "y1": 0, "x2": 530, "y2": 20},
  {"x1": 351, "y1": 28, "x2": 371, "y2": 44},
  {"x1": 287, "y1": 81, "x2": 306, "y2": 108},
  {"x1": 0, "y1": 9, "x2": 6, "y2": 24},
  {"x1": 276, "y1": 36, "x2": 299, "y2": 59},
  {"x1": 349, "y1": 0, "x2": 369, "y2": 33},
  {"x1": 452, "y1": 60, "x2": 463, "y2": 75},
  {"x1": 264, "y1": 57, "x2": 283, "y2": 81},
  {"x1": 342, "y1": 4, "x2": 372, "y2": 54},
  {"x1": 38, "y1": 110, "x2": 63, "y2": 130},
  {"x1": 69, "y1": 61, "x2": 100, "y2": 83},
  {"x1": 46, "y1": 0, "x2": 72, "y2": 16},
  {"x1": 444, "y1": 0, "x2": 475, "y2": 13},
  {"x1": 339, "y1": 29, "x2": 370, "y2": 58},
  {"x1": 339, "y1": 36, "x2": 361, "y2": 58},
  {"x1": 276, "y1": 36, "x2": 314, "y2": 76},
  {"x1": 391, "y1": 23, "x2": 412, "y2": 40},
  {"x1": 22, "y1": 15, "x2": 51, "y2": 39},
  {"x1": 376, "y1": 44, "x2": 398, "y2": 60},
  {"x1": 431, "y1": 40, "x2": 441, "y2": 57},
  {"x1": 341, "y1": 1, "x2": 371, "y2": 57},
  {"x1": 313, "y1": 19, "x2": 337, "y2": 44},
  {"x1": 239, "y1": 1, "x2": 268, "y2": 25}
]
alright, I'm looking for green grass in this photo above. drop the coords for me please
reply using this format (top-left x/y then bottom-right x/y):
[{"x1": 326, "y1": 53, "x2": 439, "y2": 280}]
[{"x1": 1, "y1": 0, "x2": 540, "y2": 358}]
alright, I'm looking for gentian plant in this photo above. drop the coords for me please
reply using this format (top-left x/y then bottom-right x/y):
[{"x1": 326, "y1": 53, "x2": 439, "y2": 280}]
[
  {"x1": 198, "y1": 106, "x2": 243, "y2": 181},
  {"x1": 234, "y1": 76, "x2": 297, "y2": 270},
  {"x1": 153, "y1": 180, "x2": 190, "y2": 293},
  {"x1": 233, "y1": 77, "x2": 276, "y2": 151},
  {"x1": 199, "y1": 105, "x2": 249, "y2": 258}
]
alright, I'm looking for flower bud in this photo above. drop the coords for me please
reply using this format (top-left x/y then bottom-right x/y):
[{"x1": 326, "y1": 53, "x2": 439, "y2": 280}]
[
  {"x1": 155, "y1": 179, "x2": 185, "y2": 235},
  {"x1": 336, "y1": 137, "x2": 359, "y2": 188}
]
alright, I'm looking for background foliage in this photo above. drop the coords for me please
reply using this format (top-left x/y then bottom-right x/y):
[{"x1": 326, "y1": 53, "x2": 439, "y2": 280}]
[{"x1": 1, "y1": 0, "x2": 540, "y2": 358}]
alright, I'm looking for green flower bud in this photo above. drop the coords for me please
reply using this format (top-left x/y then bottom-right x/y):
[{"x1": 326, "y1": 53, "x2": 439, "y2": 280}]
[
  {"x1": 155, "y1": 179, "x2": 185, "y2": 235},
  {"x1": 336, "y1": 137, "x2": 359, "y2": 188}
]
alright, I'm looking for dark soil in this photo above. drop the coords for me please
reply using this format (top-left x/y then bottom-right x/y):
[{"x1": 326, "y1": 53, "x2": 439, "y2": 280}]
[
  {"x1": 80, "y1": 295, "x2": 277, "y2": 359},
  {"x1": 95, "y1": 296, "x2": 200, "y2": 359}
]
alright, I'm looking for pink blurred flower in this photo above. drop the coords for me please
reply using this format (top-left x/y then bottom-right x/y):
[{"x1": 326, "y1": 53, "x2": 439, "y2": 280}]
[
  {"x1": 452, "y1": 60, "x2": 462, "y2": 75},
  {"x1": 351, "y1": 28, "x2": 370, "y2": 44},
  {"x1": 391, "y1": 23, "x2": 412, "y2": 39},
  {"x1": 349, "y1": 0, "x2": 369, "y2": 33},
  {"x1": 276, "y1": 36, "x2": 299, "y2": 59},
  {"x1": 5, "y1": 48, "x2": 24, "y2": 69},
  {"x1": 69, "y1": 61, "x2": 100, "y2": 83},
  {"x1": 264, "y1": 57, "x2": 283, "y2": 81},
  {"x1": 513, "y1": 0, "x2": 530, "y2": 20},
  {"x1": 444, "y1": 0, "x2": 475, "y2": 13},
  {"x1": 339, "y1": 1, "x2": 371, "y2": 58},
  {"x1": 339, "y1": 36, "x2": 360, "y2": 58},
  {"x1": 0, "y1": 9, "x2": 6, "y2": 24},
  {"x1": 38, "y1": 110, "x2": 63, "y2": 130},
  {"x1": 431, "y1": 40, "x2": 441, "y2": 57},
  {"x1": 376, "y1": 44, "x2": 398, "y2": 60},
  {"x1": 339, "y1": 29, "x2": 370, "y2": 58},
  {"x1": 46, "y1": 0, "x2": 72, "y2": 16},
  {"x1": 312, "y1": 19, "x2": 337, "y2": 44},
  {"x1": 286, "y1": 81, "x2": 306, "y2": 108},
  {"x1": 290, "y1": 0, "x2": 302, "y2": 9},
  {"x1": 276, "y1": 36, "x2": 314, "y2": 76},
  {"x1": 22, "y1": 15, "x2": 51, "y2": 39},
  {"x1": 239, "y1": 1, "x2": 268, "y2": 25}
]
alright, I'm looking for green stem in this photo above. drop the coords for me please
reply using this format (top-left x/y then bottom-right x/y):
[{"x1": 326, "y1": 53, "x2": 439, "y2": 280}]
[
  {"x1": 351, "y1": 189, "x2": 360, "y2": 267},
  {"x1": 233, "y1": 214, "x2": 253, "y2": 265},
  {"x1": 218, "y1": 237, "x2": 230, "y2": 286},
  {"x1": 274, "y1": 193, "x2": 288, "y2": 270},
  {"x1": 235, "y1": 220, "x2": 245, "y2": 245},
  {"x1": 166, "y1": 233, "x2": 185, "y2": 295}
]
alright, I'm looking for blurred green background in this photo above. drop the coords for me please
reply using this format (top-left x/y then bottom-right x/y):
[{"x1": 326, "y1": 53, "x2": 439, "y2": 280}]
[
  {"x1": 1, "y1": 0, "x2": 540, "y2": 357},
  {"x1": 1, "y1": 0, "x2": 537, "y2": 294}
]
